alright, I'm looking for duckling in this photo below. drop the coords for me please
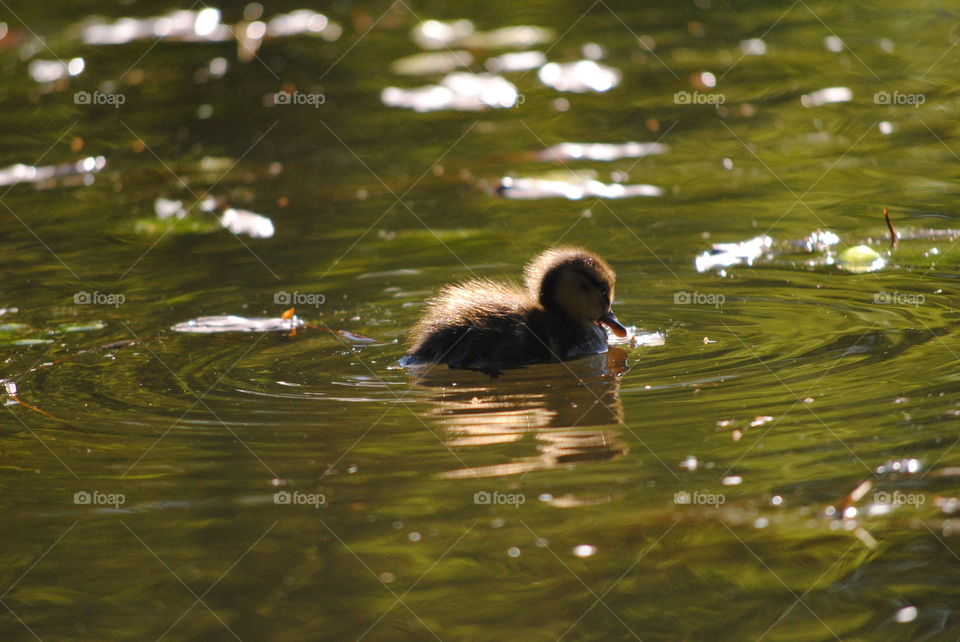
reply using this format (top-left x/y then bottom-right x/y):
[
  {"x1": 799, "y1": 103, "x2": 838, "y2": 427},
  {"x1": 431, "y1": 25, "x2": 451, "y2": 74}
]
[{"x1": 401, "y1": 247, "x2": 627, "y2": 372}]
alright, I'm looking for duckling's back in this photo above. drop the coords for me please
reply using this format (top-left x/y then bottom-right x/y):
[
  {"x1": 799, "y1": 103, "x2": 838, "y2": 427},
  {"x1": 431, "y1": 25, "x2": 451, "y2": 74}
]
[{"x1": 402, "y1": 279, "x2": 552, "y2": 371}]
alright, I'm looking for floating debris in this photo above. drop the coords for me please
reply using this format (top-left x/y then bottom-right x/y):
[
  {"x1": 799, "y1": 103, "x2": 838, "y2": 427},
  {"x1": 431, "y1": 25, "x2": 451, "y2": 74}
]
[
  {"x1": 171, "y1": 314, "x2": 302, "y2": 334},
  {"x1": 0, "y1": 155, "x2": 105, "y2": 188},
  {"x1": 498, "y1": 170, "x2": 660, "y2": 200},
  {"x1": 801, "y1": 86, "x2": 852, "y2": 107},
  {"x1": 484, "y1": 51, "x2": 547, "y2": 73},
  {"x1": 695, "y1": 235, "x2": 773, "y2": 272},
  {"x1": 538, "y1": 60, "x2": 620, "y2": 93},
  {"x1": 837, "y1": 244, "x2": 885, "y2": 273},
  {"x1": 391, "y1": 50, "x2": 473, "y2": 76},
  {"x1": 536, "y1": 141, "x2": 668, "y2": 162},
  {"x1": 220, "y1": 208, "x2": 275, "y2": 238},
  {"x1": 382, "y1": 72, "x2": 519, "y2": 112}
]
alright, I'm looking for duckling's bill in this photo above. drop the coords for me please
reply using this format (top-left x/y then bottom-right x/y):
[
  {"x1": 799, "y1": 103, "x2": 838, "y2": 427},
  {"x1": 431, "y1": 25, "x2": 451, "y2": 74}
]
[{"x1": 599, "y1": 311, "x2": 628, "y2": 338}]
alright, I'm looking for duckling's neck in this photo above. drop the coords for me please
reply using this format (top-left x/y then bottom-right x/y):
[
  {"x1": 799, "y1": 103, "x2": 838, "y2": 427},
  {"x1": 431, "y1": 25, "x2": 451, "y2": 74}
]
[{"x1": 527, "y1": 306, "x2": 607, "y2": 360}]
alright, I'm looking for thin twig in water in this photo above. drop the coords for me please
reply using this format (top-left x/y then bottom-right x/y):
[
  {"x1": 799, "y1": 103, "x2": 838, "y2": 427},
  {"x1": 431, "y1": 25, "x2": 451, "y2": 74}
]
[{"x1": 884, "y1": 207, "x2": 898, "y2": 250}]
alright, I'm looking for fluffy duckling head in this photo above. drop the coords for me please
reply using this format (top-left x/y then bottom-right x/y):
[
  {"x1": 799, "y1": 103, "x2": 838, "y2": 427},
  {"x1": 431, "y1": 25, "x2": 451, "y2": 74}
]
[{"x1": 523, "y1": 247, "x2": 628, "y2": 338}]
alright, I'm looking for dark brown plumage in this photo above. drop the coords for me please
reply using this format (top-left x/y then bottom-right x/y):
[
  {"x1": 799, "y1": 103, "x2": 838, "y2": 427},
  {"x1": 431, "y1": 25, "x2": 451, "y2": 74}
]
[{"x1": 401, "y1": 247, "x2": 627, "y2": 372}]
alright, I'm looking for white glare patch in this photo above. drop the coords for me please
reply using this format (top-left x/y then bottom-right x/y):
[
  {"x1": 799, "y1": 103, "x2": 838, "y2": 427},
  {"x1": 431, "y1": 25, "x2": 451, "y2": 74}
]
[
  {"x1": 895, "y1": 606, "x2": 918, "y2": 623},
  {"x1": 194, "y1": 8, "x2": 221, "y2": 37},
  {"x1": 572, "y1": 544, "x2": 597, "y2": 558},
  {"x1": 582, "y1": 42, "x2": 604, "y2": 60},
  {"x1": 879, "y1": 121, "x2": 893, "y2": 135},
  {"x1": 246, "y1": 20, "x2": 266, "y2": 40},
  {"x1": 499, "y1": 175, "x2": 661, "y2": 200},
  {"x1": 484, "y1": 50, "x2": 547, "y2": 73},
  {"x1": 538, "y1": 60, "x2": 620, "y2": 93},
  {"x1": 220, "y1": 208, "x2": 275, "y2": 238},
  {"x1": 537, "y1": 141, "x2": 668, "y2": 162},
  {"x1": 801, "y1": 86, "x2": 852, "y2": 107},
  {"x1": 68, "y1": 58, "x2": 85, "y2": 76},
  {"x1": 209, "y1": 57, "x2": 229, "y2": 78},
  {"x1": 803, "y1": 230, "x2": 841, "y2": 252},
  {"x1": 29, "y1": 59, "x2": 84, "y2": 83},
  {"x1": 722, "y1": 475, "x2": 742, "y2": 486},
  {"x1": 739, "y1": 38, "x2": 767, "y2": 55},
  {"x1": 382, "y1": 72, "x2": 519, "y2": 112},
  {"x1": 824, "y1": 35, "x2": 844, "y2": 52},
  {"x1": 412, "y1": 19, "x2": 475, "y2": 49},
  {"x1": 700, "y1": 71, "x2": 716, "y2": 88}
]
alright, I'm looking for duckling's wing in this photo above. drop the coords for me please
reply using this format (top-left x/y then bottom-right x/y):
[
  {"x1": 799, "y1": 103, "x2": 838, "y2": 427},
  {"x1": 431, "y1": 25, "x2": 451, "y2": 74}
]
[{"x1": 405, "y1": 279, "x2": 535, "y2": 368}]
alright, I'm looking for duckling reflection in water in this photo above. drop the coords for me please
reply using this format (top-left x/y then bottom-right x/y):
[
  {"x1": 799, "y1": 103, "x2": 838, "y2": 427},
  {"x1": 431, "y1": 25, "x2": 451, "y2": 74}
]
[
  {"x1": 401, "y1": 247, "x2": 627, "y2": 374},
  {"x1": 411, "y1": 350, "x2": 630, "y2": 480}
]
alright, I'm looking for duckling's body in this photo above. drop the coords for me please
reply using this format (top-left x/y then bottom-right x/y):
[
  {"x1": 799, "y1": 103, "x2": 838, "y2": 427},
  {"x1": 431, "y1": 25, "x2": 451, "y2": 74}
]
[{"x1": 402, "y1": 247, "x2": 626, "y2": 372}]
